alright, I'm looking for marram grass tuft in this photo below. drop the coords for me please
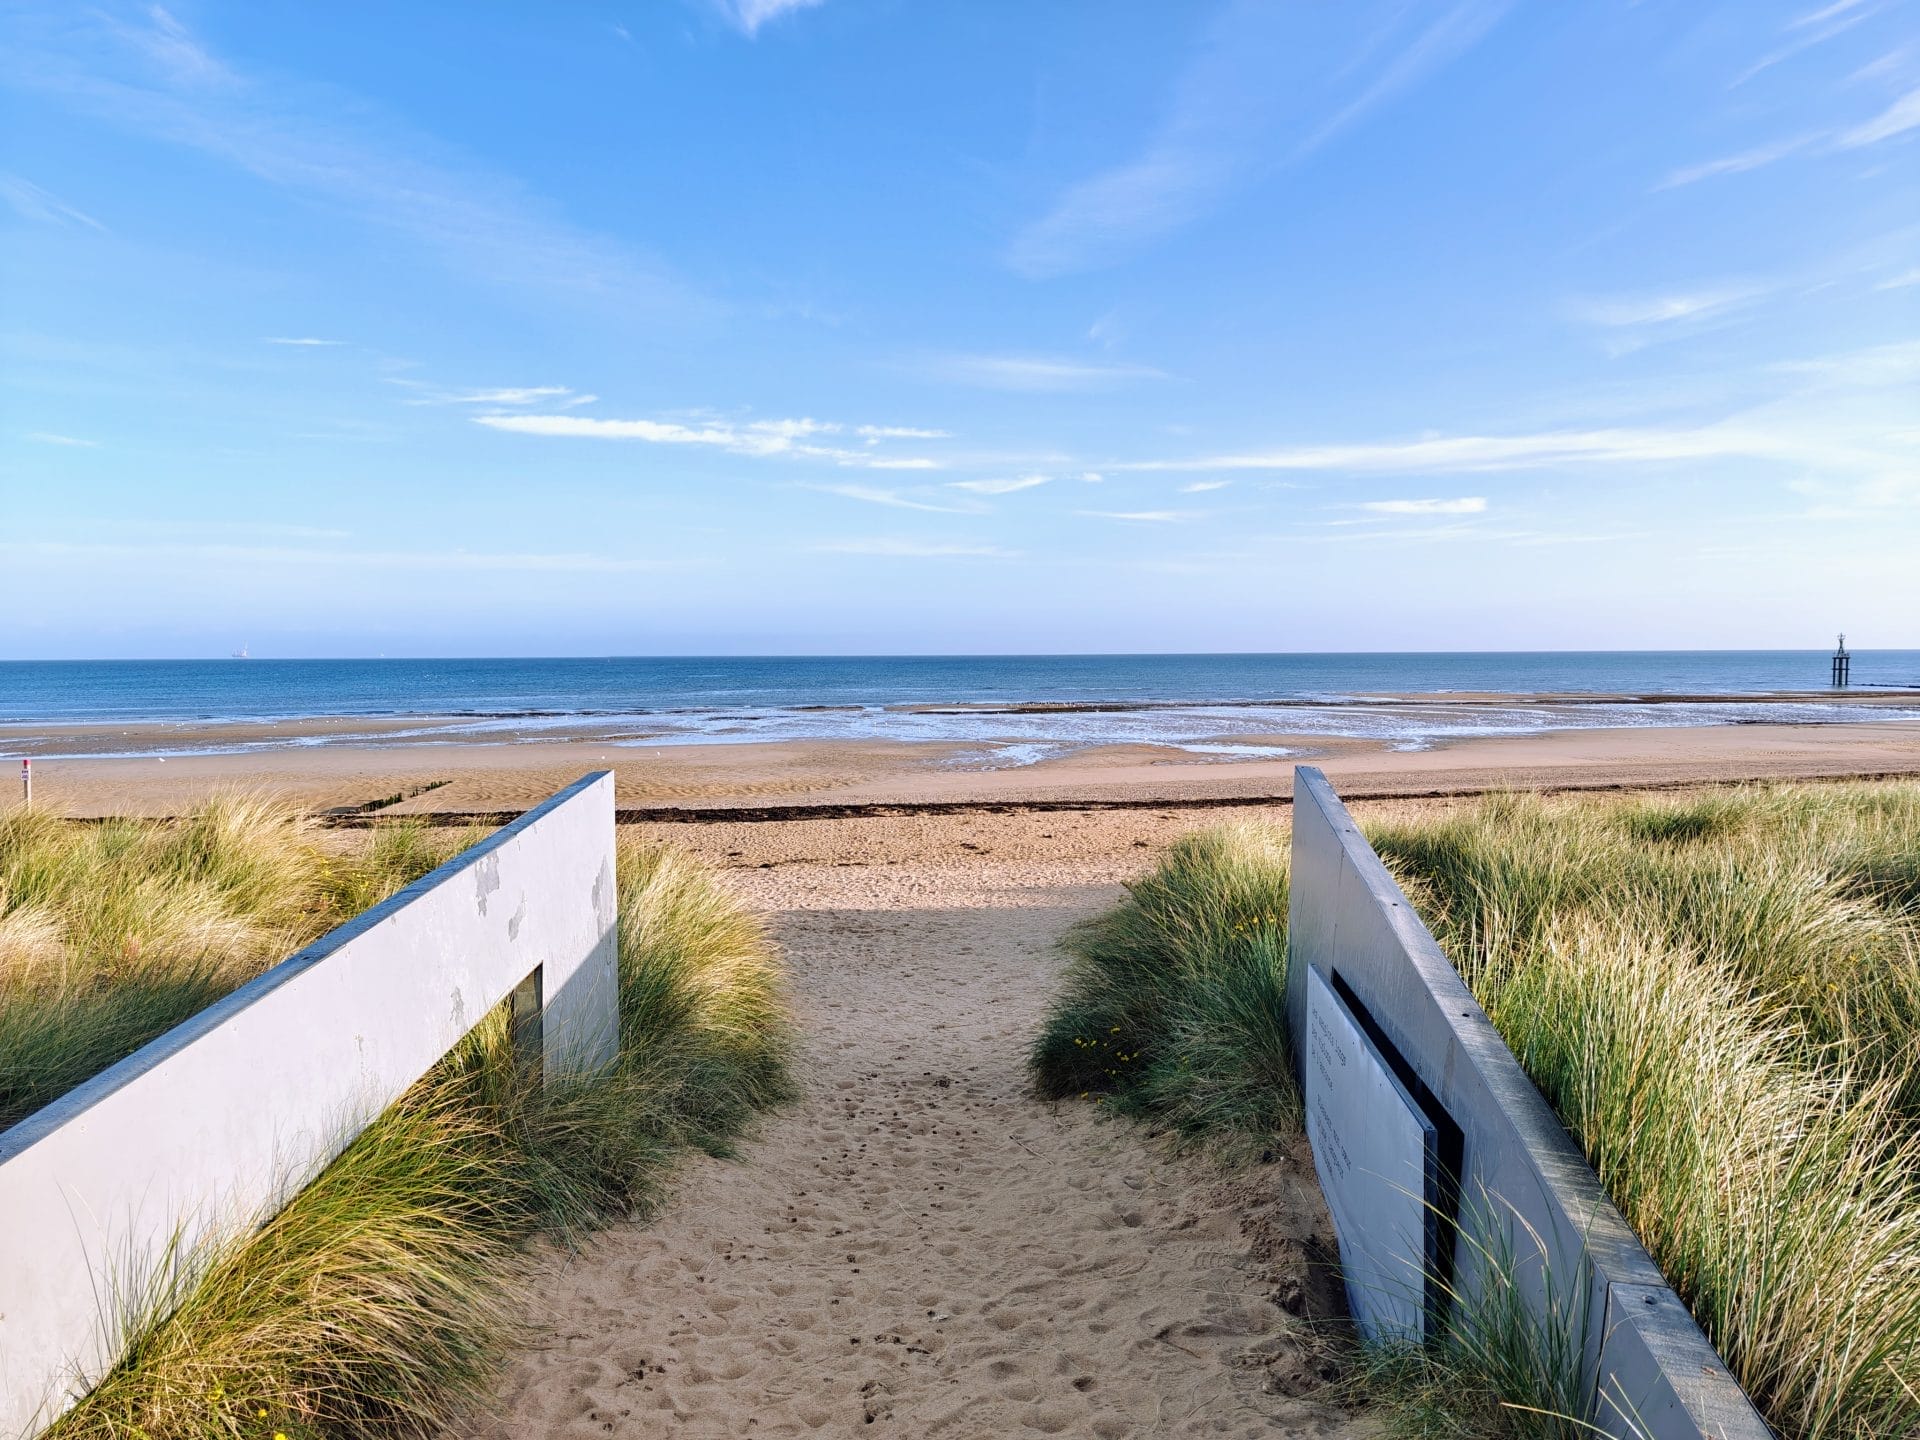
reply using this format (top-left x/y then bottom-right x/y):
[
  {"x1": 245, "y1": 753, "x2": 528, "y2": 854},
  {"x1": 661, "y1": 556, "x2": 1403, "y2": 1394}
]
[
  {"x1": 1031, "y1": 823, "x2": 1300, "y2": 1143},
  {"x1": 0, "y1": 797, "x2": 456, "y2": 1130},
  {"x1": 9, "y1": 811, "x2": 793, "y2": 1440},
  {"x1": 1037, "y1": 784, "x2": 1920, "y2": 1440},
  {"x1": 1373, "y1": 782, "x2": 1920, "y2": 1440}
]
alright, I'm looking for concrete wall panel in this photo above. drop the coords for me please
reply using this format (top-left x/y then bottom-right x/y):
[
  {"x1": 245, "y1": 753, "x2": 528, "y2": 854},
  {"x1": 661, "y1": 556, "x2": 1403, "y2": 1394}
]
[
  {"x1": 1287, "y1": 767, "x2": 1768, "y2": 1440},
  {"x1": 0, "y1": 772, "x2": 617, "y2": 1440}
]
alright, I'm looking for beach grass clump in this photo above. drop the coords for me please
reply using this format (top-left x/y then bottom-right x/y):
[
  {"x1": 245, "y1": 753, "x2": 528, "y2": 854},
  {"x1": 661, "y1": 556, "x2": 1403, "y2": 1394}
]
[
  {"x1": 609, "y1": 845, "x2": 798, "y2": 1150},
  {"x1": 54, "y1": 1074, "x2": 530, "y2": 1440},
  {"x1": 1372, "y1": 782, "x2": 1920, "y2": 1440},
  {"x1": 1031, "y1": 820, "x2": 1600, "y2": 1432},
  {"x1": 0, "y1": 799, "x2": 458, "y2": 1130},
  {"x1": 1346, "y1": 1198, "x2": 1603, "y2": 1440},
  {"x1": 1037, "y1": 783, "x2": 1920, "y2": 1438},
  {"x1": 1030, "y1": 823, "x2": 1300, "y2": 1142},
  {"x1": 47, "y1": 833, "x2": 793, "y2": 1440}
]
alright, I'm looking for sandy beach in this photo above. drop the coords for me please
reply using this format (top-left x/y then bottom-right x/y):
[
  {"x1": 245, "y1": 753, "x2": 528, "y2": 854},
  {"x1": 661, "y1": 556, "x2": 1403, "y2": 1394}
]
[
  {"x1": 442, "y1": 718, "x2": 1897, "y2": 1436},
  {"x1": 15, "y1": 714, "x2": 1920, "y2": 819},
  {"x1": 472, "y1": 841, "x2": 1373, "y2": 1440},
  {"x1": 18, "y1": 714, "x2": 1920, "y2": 1435}
]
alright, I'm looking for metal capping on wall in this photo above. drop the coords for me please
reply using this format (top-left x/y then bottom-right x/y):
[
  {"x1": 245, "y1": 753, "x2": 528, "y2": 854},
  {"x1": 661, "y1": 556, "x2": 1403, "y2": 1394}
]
[
  {"x1": 0, "y1": 772, "x2": 620, "y2": 1440},
  {"x1": 1285, "y1": 766, "x2": 1771, "y2": 1440}
]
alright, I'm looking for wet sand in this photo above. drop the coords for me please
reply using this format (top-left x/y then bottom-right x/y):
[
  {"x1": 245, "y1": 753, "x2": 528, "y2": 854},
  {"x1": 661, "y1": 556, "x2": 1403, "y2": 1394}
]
[{"x1": 16, "y1": 717, "x2": 1920, "y2": 818}]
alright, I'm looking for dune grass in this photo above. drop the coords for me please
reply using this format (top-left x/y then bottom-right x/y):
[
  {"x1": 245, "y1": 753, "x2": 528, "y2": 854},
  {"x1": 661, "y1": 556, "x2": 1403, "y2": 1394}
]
[
  {"x1": 1371, "y1": 783, "x2": 1920, "y2": 1440},
  {"x1": 1030, "y1": 824, "x2": 1299, "y2": 1144},
  {"x1": 0, "y1": 799, "x2": 460, "y2": 1130},
  {"x1": 1032, "y1": 782, "x2": 1920, "y2": 1440},
  {"x1": 1344, "y1": 1197, "x2": 1608, "y2": 1440},
  {"x1": 1029, "y1": 823, "x2": 1600, "y2": 1434},
  {"x1": 2, "y1": 803, "x2": 792, "y2": 1440}
]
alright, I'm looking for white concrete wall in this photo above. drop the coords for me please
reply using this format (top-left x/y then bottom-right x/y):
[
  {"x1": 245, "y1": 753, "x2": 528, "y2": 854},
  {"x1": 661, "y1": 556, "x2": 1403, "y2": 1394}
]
[
  {"x1": 1287, "y1": 766, "x2": 1770, "y2": 1440},
  {"x1": 0, "y1": 772, "x2": 617, "y2": 1440}
]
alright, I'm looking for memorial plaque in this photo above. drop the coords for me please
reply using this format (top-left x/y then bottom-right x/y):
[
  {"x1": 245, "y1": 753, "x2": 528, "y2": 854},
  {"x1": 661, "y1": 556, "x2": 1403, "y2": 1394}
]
[{"x1": 1304, "y1": 965, "x2": 1440, "y2": 1343}]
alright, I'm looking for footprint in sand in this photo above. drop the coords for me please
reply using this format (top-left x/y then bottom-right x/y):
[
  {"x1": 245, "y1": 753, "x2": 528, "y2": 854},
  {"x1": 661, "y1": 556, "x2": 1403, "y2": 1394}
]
[{"x1": 467, "y1": 867, "x2": 1362, "y2": 1440}]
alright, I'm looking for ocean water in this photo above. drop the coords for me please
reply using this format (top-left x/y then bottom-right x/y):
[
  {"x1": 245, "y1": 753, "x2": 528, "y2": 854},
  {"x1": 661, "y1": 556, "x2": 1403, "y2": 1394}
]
[{"x1": 5, "y1": 653, "x2": 1919, "y2": 765}]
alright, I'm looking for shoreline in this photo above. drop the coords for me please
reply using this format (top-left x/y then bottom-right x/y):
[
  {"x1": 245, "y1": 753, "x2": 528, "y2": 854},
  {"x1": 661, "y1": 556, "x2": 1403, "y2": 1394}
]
[
  {"x1": 6, "y1": 690, "x2": 1920, "y2": 766},
  {"x1": 16, "y1": 715, "x2": 1920, "y2": 819},
  {"x1": 9, "y1": 687, "x2": 1920, "y2": 729}
]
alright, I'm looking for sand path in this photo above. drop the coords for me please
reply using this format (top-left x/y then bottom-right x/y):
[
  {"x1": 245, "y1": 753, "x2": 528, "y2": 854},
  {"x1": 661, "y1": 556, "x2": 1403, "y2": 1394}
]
[{"x1": 477, "y1": 862, "x2": 1368, "y2": 1439}]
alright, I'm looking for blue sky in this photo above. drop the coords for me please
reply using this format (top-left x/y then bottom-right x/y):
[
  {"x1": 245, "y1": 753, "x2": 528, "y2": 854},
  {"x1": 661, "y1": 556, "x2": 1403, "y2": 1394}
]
[{"x1": 2, "y1": 0, "x2": 1917, "y2": 658}]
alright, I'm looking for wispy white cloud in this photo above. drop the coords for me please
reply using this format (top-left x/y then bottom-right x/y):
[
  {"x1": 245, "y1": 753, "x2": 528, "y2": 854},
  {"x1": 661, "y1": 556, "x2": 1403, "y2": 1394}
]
[
  {"x1": 855, "y1": 424, "x2": 950, "y2": 441},
  {"x1": 1877, "y1": 266, "x2": 1920, "y2": 289},
  {"x1": 1663, "y1": 83, "x2": 1920, "y2": 188},
  {"x1": 1088, "y1": 311, "x2": 1126, "y2": 349},
  {"x1": 388, "y1": 379, "x2": 599, "y2": 408},
  {"x1": 1656, "y1": 136, "x2": 1819, "y2": 189},
  {"x1": 932, "y1": 354, "x2": 1168, "y2": 392},
  {"x1": 1121, "y1": 341, "x2": 1919, "y2": 479},
  {"x1": 1179, "y1": 479, "x2": 1231, "y2": 493},
  {"x1": 1848, "y1": 46, "x2": 1911, "y2": 85},
  {"x1": 815, "y1": 538, "x2": 1018, "y2": 558},
  {"x1": 115, "y1": 4, "x2": 235, "y2": 86},
  {"x1": 713, "y1": 0, "x2": 826, "y2": 38},
  {"x1": 1290, "y1": 1, "x2": 1512, "y2": 158},
  {"x1": 1733, "y1": 0, "x2": 1881, "y2": 86},
  {"x1": 4, "y1": 8, "x2": 691, "y2": 311},
  {"x1": 1122, "y1": 430, "x2": 1746, "y2": 474},
  {"x1": 451, "y1": 386, "x2": 576, "y2": 406},
  {"x1": 1772, "y1": 337, "x2": 1920, "y2": 384},
  {"x1": 1791, "y1": 470, "x2": 1920, "y2": 497},
  {"x1": 264, "y1": 336, "x2": 345, "y2": 347},
  {"x1": 1838, "y1": 84, "x2": 1920, "y2": 146},
  {"x1": 1792, "y1": 0, "x2": 1873, "y2": 30},
  {"x1": 948, "y1": 475, "x2": 1051, "y2": 495},
  {"x1": 473, "y1": 411, "x2": 941, "y2": 468},
  {"x1": 806, "y1": 484, "x2": 978, "y2": 514},
  {"x1": 477, "y1": 412, "x2": 815, "y2": 450},
  {"x1": 1359, "y1": 497, "x2": 1487, "y2": 515},
  {"x1": 1569, "y1": 286, "x2": 1762, "y2": 328},
  {"x1": 1076, "y1": 509, "x2": 1196, "y2": 523},
  {"x1": 0, "y1": 173, "x2": 107, "y2": 230},
  {"x1": 1006, "y1": 1, "x2": 1509, "y2": 278},
  {"x1": 24, "y1": 431, "x2": 99, "y2": 447}
]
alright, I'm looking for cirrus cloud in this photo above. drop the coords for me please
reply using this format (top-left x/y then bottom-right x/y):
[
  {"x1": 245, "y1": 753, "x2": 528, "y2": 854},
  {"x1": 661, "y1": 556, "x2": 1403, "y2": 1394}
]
[
  {"x1": 475, "y1": 411, "x2": 944, "y2": 468},
  {"x1": 948, "y1": 475, "x2": 1051, "y2": 495},
  {"x1": 1359, "y1": 497, "x2": 1487, "y2": 515}
]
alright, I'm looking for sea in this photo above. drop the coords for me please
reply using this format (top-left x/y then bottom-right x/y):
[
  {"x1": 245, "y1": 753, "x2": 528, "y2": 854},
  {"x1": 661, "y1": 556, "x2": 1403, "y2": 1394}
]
[{"x1": 5, "y1": 653, "x2": 1920, "y2": 768}]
